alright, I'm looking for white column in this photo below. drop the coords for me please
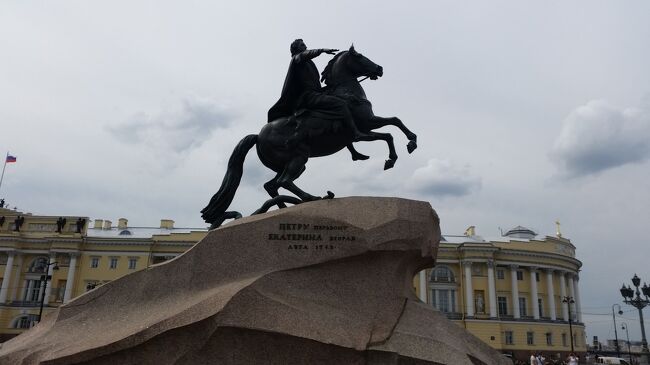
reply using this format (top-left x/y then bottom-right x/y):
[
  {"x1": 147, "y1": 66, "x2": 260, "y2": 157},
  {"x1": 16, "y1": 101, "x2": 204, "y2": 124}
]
[
  {"x1": 463, "y1": 261, "x2": 474, "y2": 317},
  {"x1": 0, "y1": 251, "x2": 16, "y2": 303},
  {"x1": 573, "y1": 274, "x2": 582, "y2": 322},
  {"x1": 63, "y1": 253, "x2": 79, "y2": 303},
  {"x1": 487, "y1": 260, "x2": 497, "y2": 318},
  {"x1": 559, "y1": 271, "x2": 569, "y2": 321},
  {"x1": 43, "y1": 253, "x2": 56, "y2": 305},
  {"x1": 546, "y1": 269, "x2": 556, "y2": 320},
  {"x1": 530, "y1": 266, "x2": 539, "y2": 320},
  {"x1": 510, "y1": 264, "x2": 520, "y2": 318},
  {"x1": 568, "y1": 273, "x2": 577, "y2": 321}
]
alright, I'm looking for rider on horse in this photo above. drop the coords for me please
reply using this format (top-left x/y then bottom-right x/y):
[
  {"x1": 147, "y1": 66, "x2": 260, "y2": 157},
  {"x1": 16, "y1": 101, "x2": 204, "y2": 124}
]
[{"x1": 267, "y1": 39, "x2": 365, "y2": 148}]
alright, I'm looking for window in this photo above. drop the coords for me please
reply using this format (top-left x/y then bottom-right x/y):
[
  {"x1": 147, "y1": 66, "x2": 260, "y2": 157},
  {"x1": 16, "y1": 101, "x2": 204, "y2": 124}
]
[
  {"x1": 152, "y1": 255, "x2": 176, "y2": 265},
  {"x1": 519, "y1": 297, "x2": 527, "y2": 317},
  {"x1": 13, "y1": 315, "x2": 37, "y2": 329},
  {"x1": 23, "y1": 279, "x2": 43, "y2": 302},
  {"x1": 498, "y1": 296, "x2": 508, "y2": 316},
  {"x1": 516, "y1": 270, "x2": 523, "y2": 280},
  {"x1": 538, "y1": 298, "x2": 543, "y2": 317},
  {"x1": 28, "y1": 257, "x2": 48, "y2": 273},
  {"x1": 527, "y1": 331, "x2": 534, "y2": 345},
  {"x1": 546, "y1": 332, "x2": 553, "y2": 346},
  {"x1": 109, "y1": 258, "x2": 118, "y2": 269},
  {"x1": 505, "y1": 331, "x2": 514, "y2": 345},
  {"x1": 430, "y1": 266, "x2": 454, "y2": 283},
  {"x1": 128, "y1": 258, "x2": 137, "y2": 270},
  {"x1": 562, "y1": 333, "x2": 567, "y2": 347},
  {"x1": 90, "y1": 257, "x2": 99, "y2": 268},
  {"x1": 431, "y1": 289, "x2": 456, "y2": 313},
  {"x1": 497, "y1": 269, "x2": 505, "y2": 280},
  {"x1": 535, "y1": 272, "x2": 540, "y2": 282}
]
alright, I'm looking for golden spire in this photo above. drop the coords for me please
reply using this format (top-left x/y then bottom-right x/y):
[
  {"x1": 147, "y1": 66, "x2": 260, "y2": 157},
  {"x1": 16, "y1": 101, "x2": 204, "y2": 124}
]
[{"x1": 555, "y1": 220, "x2": 562, "y2": 238}]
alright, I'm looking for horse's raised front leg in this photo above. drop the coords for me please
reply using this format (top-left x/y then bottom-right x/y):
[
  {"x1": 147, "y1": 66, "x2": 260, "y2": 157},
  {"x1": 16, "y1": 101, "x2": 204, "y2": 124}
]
[
  {"x1": 347, "y1": 144, "x2": 369, "y2": 161},
  {"x1": 356, "y1": 132, "x2": 398, "y2": 170},
  {"x1": 368, "y1": 116, "x2": 418, "y2": 154}
]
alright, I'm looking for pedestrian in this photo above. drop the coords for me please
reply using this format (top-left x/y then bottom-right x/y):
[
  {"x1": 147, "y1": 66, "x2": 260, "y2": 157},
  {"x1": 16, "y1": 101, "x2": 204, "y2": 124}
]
[
  {"x1": 566, "y1": 353, "x2": 578, "y2": 365},
  {"x1": 530, "y1": 352, "x2": 537, "y2": 365}
]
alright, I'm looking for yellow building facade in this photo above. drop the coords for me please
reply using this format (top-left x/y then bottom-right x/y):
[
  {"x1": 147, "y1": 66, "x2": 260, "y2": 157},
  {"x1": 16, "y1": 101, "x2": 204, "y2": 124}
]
[
  {"x1": 413, "y1": 225, "x2": 586, "y2": 361},
  {"x1": 0, "y1": 207, "x2": 204, "y2": 342},
  {"x1": 1, "y1": 206, "x2": 585, "y2": 363}
]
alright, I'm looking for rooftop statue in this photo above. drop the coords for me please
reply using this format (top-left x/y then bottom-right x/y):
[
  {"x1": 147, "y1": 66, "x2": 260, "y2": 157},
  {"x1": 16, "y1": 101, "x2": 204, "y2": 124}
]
[{"x1": 202, "y1": 40, "x2": 418, "y2": 228}]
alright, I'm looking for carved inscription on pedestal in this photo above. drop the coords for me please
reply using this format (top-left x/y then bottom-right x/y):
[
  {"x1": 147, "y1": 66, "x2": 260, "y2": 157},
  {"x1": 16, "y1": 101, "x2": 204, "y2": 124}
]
[{"x1": 267, "y1": 223, "x2": 357, "y2": 250}]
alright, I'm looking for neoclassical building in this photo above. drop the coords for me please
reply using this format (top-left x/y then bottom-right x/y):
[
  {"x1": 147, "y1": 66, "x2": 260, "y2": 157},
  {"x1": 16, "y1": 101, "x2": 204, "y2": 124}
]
[
  {"x1": 1, "y1": 205, "x2": 586, "y2": 362},
  {"x1": 413, "y1": 225, "x2": 585, "y2": 361},
  {"x1": 0, "y1": 206, "x2": 204, "y2": 341}
]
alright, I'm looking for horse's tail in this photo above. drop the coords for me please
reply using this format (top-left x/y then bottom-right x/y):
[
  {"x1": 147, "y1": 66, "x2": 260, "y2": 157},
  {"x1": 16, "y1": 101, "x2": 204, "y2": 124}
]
[{"x1": 201, "y1": 134, "x2": 258, "y2": 227}]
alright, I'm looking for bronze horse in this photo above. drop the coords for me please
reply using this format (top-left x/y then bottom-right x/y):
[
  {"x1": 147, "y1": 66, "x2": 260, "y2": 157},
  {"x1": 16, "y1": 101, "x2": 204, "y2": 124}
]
[{"x1": 202, "y1": 46, "x2": 417, "y2": 228}]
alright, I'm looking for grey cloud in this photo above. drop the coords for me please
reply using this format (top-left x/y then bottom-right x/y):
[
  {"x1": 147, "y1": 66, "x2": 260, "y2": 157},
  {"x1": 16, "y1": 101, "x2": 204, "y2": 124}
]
[
  {"x1": 551, "y1": 99, "x2": 650, "y2": 178},
  {"x1": 107, "y1": 96, "x2": 235, "y2": 154},
  {"x1": 406, "y1": 159, "x2": 481, "y2": 197}
]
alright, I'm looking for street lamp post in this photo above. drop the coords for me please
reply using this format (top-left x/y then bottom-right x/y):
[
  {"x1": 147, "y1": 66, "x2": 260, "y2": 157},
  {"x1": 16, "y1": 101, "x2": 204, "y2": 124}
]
[
  {"x1": 37, "y1": 259, "x2": 59, "y2": 322},
  {"x1": 622, "y1": 322, "x2": 633, "y2": 363},
  {"x1": 563, "y1": 296, "x2": 576, "y2": 353},
  {"x1": 620, "y1": 274, "x2": 650, "y2": 365},
  {"x1": 613, "y1": 304, "x2": 624, "y2": 358}
]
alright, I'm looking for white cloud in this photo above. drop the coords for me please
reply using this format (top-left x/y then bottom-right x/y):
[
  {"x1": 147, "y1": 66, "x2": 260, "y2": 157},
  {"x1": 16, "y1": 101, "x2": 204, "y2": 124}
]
[
  {"x1": 407, "y1": 159, "x2": 481, "y2": 197},
  {"x1": 107, "y1": 96, "x2": 235, "y2": 154},
  {"x1": 551, "y1": 99, "x2": 650, "y2": 178}
]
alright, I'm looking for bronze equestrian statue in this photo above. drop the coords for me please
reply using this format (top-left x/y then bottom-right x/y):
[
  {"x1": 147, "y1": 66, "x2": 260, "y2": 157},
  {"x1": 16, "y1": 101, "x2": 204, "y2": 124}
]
[{"x1": 202, "y1": 41, "x2": 417, "y2": 228}]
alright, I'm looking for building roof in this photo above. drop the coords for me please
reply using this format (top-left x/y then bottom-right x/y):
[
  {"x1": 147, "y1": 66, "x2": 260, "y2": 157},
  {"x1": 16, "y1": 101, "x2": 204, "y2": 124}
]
[{"x1": 86, "y1": 226, "x2": 207, "y2": 239}]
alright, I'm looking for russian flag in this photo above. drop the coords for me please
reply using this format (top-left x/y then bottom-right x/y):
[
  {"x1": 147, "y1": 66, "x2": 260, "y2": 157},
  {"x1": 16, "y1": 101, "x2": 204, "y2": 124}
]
[{"x1": 6, "y1": 155, "x2": 16, "y2": 163}]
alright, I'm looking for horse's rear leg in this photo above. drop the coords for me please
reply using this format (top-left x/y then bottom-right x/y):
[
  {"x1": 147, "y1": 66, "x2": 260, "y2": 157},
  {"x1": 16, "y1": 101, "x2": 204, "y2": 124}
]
[
  {"x1": 264, "y1": 173, "x2": 286, "y2": 209},
  {"x1": 369, "y1": 116, "x2": 417, "y2": 153},
  {"x1": 277, "y1": 155, "x2": 320, "y2": 201}
]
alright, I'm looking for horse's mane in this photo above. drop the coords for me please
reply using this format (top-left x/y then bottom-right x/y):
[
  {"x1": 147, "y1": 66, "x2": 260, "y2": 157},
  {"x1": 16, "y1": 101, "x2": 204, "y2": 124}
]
[{"x1": 321, "y1": 51, "x2": 347, "y2": 85}]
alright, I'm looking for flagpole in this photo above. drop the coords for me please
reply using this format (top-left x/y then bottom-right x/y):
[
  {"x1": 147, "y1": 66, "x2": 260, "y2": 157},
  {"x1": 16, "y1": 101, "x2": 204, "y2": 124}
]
[{"x1": 0, "y1": 152, "x2": 8, "y2": 195}]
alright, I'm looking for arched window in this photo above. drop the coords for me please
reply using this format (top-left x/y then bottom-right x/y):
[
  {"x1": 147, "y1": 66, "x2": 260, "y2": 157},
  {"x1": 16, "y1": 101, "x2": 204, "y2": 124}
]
[
  {"x1": 27, "y1": 257, "x2": 48, "y2": 273},
  {"x1": 11, "y1": 315, "x2": 37, "y2": 329},
  {"x1": 428, "y1": 265, "x2": 457, "y2": 314},
  {"x1": 430, "y1": 266, "x2": 455, "y2": 283}
]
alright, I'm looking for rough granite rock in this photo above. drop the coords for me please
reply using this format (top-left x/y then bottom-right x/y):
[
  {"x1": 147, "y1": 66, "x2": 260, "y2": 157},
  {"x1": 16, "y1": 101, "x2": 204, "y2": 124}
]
[{"x1": 0, "y1": 197, "x2": 511, "y2": 365}]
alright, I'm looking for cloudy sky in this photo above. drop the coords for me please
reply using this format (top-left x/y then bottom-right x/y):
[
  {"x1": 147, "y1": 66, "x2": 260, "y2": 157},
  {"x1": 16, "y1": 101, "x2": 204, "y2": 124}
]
[{"x1": 2, "y1": 1, "x2": 649, "y2": 343}]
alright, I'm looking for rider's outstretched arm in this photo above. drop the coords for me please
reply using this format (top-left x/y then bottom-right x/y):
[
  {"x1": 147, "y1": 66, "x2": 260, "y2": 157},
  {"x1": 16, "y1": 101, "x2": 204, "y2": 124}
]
[{"x1": 294, "y1": 48, "x2": 337, "y2": 63}]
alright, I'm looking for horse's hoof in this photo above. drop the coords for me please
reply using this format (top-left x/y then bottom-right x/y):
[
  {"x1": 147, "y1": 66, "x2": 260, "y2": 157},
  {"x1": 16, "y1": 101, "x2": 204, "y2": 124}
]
[
  {"x1": 324, "y1": 191, "x2": 335, "y2": 199},
  {"x1": 352, "y1": 153, "x2": 370, "y2": 161},
  {"x1": 384, "y1": 159, "x2": 396, "y2": 170},
  {"x1": 407, "y1": 140, "x2": 417, "y2": 153}
]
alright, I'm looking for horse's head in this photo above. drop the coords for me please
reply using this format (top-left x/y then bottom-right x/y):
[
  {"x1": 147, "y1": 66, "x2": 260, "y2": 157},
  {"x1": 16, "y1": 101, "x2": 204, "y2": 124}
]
[{"x1": 321, "y1": 44, "x2": 383, "y2": 86}]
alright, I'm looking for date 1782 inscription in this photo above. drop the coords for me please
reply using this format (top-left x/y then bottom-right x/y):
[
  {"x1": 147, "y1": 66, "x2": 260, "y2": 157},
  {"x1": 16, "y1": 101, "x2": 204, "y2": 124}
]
[{"x1": 267, "y1": 223, "x2": 356, "y2": 250}]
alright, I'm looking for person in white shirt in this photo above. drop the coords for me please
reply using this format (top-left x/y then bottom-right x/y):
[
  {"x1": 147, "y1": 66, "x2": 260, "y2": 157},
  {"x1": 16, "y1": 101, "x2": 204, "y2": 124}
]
[
  {"x1": 530, "y1": 353, "x2": 537, "y2": 365},
  {"x1": 567, "y1": 353, "x2": 578, "y2": 365}
]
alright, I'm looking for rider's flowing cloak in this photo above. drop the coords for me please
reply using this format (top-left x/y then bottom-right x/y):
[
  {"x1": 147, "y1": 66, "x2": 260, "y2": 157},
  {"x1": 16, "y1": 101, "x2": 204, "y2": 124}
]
[{"x1": 267, "y1": 55, "x2": 305, "y2": 122}]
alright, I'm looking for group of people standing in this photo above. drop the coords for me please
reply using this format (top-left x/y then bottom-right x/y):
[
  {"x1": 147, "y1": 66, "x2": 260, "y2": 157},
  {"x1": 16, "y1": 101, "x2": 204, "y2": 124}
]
[{"x1": 524, "y1": 352, "x2": 579, "y2": 365}]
